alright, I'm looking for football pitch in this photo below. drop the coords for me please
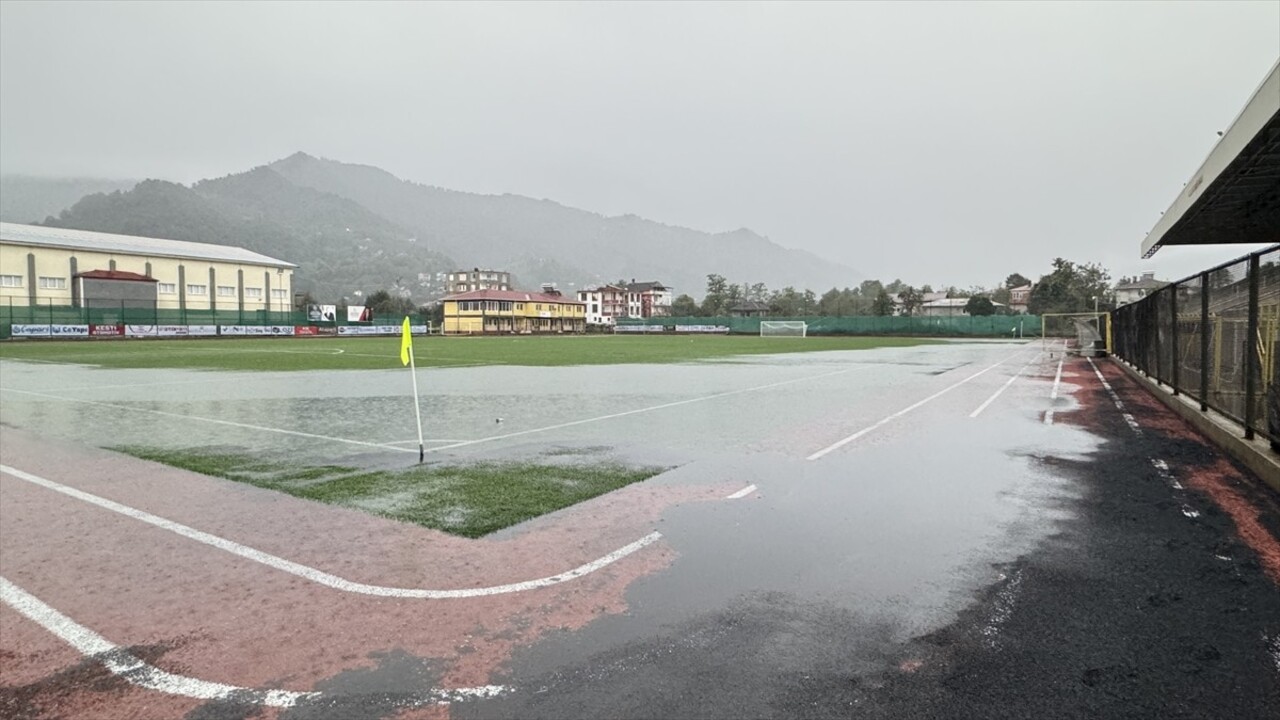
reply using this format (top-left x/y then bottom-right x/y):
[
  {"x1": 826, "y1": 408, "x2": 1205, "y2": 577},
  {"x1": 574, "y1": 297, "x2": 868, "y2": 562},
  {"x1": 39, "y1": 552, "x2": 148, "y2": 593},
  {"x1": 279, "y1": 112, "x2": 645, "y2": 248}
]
[{"x1": 0, "y1": 334, "x2": 943, "y2": 371}]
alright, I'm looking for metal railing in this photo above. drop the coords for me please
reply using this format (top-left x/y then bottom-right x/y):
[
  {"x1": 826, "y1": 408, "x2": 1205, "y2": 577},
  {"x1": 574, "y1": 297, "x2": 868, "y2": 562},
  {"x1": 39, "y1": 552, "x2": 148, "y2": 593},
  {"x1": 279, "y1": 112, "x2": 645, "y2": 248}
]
[{"x1": 1110, "y1": 245, "x2": 1280, "y2": 444}]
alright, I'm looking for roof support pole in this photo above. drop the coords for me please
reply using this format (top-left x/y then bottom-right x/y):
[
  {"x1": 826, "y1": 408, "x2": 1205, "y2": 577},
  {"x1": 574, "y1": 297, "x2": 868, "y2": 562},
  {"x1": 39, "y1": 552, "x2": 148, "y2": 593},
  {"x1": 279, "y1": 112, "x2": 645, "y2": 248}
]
[{"x1": 1244, "y1": 253, "x2": 1261, "y2": 439}]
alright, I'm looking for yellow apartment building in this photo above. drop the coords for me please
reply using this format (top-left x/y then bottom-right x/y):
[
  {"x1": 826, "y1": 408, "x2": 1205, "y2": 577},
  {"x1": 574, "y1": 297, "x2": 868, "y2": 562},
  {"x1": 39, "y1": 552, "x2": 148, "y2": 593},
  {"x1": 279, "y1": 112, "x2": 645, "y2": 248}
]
[
  {"x1": 0, "y1": 222, "x2": 296, "y2": 313},
  {"x1": 442, "y1": 289, "x2": 586, "y2": 334}
]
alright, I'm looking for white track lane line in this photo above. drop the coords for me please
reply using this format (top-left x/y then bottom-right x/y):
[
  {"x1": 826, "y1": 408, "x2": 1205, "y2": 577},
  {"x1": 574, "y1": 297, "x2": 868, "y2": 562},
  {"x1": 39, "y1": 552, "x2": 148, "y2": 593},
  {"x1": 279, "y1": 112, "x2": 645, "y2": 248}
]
[
  {"x1": 0, "y1": 464, "x2": 661, "y2": 599},
  {"x1": 969, "y1": 354, "x2": 1042, "y2": 418},
  {"x1": 0, "y1": 576, "x2": 506, "y2": 707},
  {"x1": 424, "y1": 366, "x2": 866, "y2": 455},
  {"x1": 726, "y1": 484, "x2": 758, "y2": 499},
  {"x1": 806, "y1": 349, "x2": 1030, "y2": 460},
  {"x1": 1044, "y1": 356, "x2": 1066, "y2": 425},
  {"x1": 1086, "y1": 358, "x2": 1141, "y2": 435},
  {"x1": 0, "y1": 387, "x2": 418, "y2": 454}
]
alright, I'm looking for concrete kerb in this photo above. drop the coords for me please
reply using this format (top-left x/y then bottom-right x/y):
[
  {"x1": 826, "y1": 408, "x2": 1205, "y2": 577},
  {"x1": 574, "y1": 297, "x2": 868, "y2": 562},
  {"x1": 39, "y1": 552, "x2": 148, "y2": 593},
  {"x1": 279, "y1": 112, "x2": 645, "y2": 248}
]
[{"x1": 1110, "y1": 359, "x2": 1280, "y2": 495}]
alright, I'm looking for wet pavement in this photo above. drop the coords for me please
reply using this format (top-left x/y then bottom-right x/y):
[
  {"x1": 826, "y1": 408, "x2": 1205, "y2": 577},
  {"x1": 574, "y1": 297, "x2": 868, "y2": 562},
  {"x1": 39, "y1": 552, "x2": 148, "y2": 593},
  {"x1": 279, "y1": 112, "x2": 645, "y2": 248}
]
[{"x1": 1, "y1": 341, "x2": 1278, "y2": 718}]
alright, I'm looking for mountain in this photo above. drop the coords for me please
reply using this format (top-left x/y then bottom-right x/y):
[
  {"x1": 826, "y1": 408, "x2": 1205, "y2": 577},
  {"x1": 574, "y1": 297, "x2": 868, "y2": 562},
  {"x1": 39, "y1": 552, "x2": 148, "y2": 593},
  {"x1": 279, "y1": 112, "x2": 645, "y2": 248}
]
[
  {"x1": 27, "y1": 152, "x2": 860, "y2": 303},
  {"x1": 40, "y1": 169, "x2": 456, "y2": 301},
  {"x1": 0, "y1": 176, "x2": 137, "y2": 224},
  {"x1": 269, "y1": 152, "x2": 861, "y2": 296}
]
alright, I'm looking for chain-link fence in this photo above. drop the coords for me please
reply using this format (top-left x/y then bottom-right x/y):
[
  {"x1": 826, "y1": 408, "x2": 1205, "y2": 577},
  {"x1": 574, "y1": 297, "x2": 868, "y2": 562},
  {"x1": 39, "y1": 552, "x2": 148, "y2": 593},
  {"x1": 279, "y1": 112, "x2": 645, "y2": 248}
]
[
  {"x1": 1111, "y1": 245, "x2": 1280, "y2": 444},
  {"x1": 616, "y1": 314, "x2": 1041, "y2": 337}
]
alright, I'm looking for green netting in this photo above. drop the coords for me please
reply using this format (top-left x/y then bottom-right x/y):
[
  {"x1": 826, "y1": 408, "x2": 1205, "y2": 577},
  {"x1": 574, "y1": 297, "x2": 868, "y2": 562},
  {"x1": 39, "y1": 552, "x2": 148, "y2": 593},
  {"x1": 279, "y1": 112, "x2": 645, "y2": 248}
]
[
  {"x1": 0, "y1": 301, "x2": 428, "y2": 339},
  {"x1": 616, "y1": 315, "x2": 1041, "y2": 336}
]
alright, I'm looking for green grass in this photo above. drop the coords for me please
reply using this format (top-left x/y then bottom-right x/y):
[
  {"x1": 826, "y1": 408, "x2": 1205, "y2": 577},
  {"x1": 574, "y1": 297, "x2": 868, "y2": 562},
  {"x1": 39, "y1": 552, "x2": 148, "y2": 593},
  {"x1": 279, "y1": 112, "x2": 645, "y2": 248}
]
[
  {"x1": 114, "y1": 446, "x2": 666, "y2": 538},
  {"x1": 0, "y1": 334, "x2": 942, "y2": 371}
]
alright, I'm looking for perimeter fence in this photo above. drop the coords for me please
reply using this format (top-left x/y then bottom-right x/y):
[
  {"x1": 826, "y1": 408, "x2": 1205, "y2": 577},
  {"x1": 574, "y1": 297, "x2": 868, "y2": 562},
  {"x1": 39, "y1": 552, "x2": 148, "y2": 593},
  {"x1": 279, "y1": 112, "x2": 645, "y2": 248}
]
[
  {"x1": 615, "y1": 314, "x2": 1040, "y2": 337},
  {"x1": 0, "y1": 298, "x2": 429, "y2": 339},
  {"x1": 1110, "y1": 245, "x2": 1280, "y2": 444}
]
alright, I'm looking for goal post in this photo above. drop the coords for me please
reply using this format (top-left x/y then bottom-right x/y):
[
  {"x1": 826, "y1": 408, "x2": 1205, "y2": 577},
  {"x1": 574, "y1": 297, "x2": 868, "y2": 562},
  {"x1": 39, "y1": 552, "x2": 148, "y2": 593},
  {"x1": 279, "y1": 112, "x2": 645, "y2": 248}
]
[
  {"x1": 1041, "y1": 312, "x2": 1111, "y2": 355},
  {"x1": 760, "y1": 321, "x2": 807, "y2": 338}
]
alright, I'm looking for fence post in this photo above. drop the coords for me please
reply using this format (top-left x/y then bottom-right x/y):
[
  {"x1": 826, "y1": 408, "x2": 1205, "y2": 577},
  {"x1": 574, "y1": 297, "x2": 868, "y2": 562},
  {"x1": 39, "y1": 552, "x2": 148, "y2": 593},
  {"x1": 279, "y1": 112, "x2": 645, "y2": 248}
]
[
  {"x1": 1170, "y1": 285, "x2": 1179, "y2": 396},
  {"x1": 1244, "y1": 253, "x2": 1261, "y2": 440},
  {"x1": 1199, "y1": 271, "x2": 1209, "y2": 412}
]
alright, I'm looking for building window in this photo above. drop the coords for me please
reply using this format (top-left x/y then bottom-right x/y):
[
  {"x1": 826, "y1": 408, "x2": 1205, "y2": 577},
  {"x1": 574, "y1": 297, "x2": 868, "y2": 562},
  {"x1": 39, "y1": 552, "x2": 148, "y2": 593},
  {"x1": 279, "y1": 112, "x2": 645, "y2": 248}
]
[
  {"x1": 244, "y1": 287, "x2": 263, "y2": 298},
  {"x1": 217, "y1": 285, "x2": 236, "y2": 297},
  {"x1": 0, "y1": 275, "x2": 22, "y2": 287},
  {"x1": 271, "y1": 289, "x2": 288, "y2": 300},
  {"x1": 157, "y1": 283, "x2": 176, "y2": 294},
  {"x1": 38, "y1": 276, "x2": 67, "y2": 289},
  {"x1": 187, "y1": 284, "x2": 208, "y2": 296}
]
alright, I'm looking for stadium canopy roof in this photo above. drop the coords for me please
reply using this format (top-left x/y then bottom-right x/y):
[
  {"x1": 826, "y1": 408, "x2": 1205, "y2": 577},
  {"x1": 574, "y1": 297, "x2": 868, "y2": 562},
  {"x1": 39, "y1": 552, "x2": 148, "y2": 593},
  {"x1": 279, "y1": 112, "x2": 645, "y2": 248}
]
[
  {"x1": 0, "y1": 222, "x2": 297, "y2": 268},
  {"x1": 1141, "y1": 60, "x2": 1280, "y2": 258}
]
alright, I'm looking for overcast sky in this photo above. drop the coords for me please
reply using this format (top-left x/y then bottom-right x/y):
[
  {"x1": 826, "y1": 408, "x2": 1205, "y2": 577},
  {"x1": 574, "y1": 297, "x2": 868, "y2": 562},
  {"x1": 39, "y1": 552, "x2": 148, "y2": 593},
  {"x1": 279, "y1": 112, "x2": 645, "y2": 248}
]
[{"x1": 1, "y1": 1, "x2": 1277, "y2": 288}]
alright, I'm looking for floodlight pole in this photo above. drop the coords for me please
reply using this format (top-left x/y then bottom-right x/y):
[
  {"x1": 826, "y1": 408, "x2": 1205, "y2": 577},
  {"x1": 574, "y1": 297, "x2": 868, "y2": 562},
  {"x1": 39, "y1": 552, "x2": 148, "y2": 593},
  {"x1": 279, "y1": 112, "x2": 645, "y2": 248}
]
[{"x1": 409, "y1": 341, "x2": 425, "y2": 463}]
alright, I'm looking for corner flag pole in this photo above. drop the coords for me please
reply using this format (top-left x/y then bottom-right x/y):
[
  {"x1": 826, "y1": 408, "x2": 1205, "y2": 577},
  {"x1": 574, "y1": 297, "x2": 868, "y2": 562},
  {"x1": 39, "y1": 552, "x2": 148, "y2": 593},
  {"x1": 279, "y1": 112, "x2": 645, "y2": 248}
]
[{"x1": 401, "y1": 317, "x2": 425, "y2": 463}]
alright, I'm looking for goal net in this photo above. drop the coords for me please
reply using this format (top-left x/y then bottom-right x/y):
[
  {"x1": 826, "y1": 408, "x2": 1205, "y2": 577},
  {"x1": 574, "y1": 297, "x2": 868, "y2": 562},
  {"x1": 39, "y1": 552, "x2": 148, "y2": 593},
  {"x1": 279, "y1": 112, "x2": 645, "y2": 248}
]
[
  {"x1": 1041, "y1": 312, "x2": 1110, "y2": 355},
  {"x1": 760, "y1": 321, "x2": 807, "y2": 338}
]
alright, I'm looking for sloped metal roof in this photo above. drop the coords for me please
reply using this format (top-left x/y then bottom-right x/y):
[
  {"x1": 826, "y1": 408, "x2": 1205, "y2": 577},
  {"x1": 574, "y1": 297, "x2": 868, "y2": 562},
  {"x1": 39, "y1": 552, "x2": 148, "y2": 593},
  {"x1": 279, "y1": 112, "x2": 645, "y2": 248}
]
[
  {"x1": 1142, "y1": 60, "x2": 1280, "y2": 257},
  {"x1": 0, "y1": 222, "x2": 297, "y2": 268}
]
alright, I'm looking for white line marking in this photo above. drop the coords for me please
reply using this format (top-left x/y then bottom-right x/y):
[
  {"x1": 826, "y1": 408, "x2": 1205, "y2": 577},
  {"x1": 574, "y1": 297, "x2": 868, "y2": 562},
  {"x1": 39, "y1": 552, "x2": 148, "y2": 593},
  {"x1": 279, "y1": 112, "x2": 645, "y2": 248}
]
[
  {"x1": 1, "y1": 464, "x2": 662, "y2": 599},
  {"x1": 1043, "y1": 409, "x2": 1055, "y2": 425},
  {"x1": 0, "y1": 387, "x2": 419, "y2": 454},
  {"x1": 806, "y1": 351, "x2": 1028, "y2": 460},
  {"x1": 726, "y1": 484, "x2": 758, "y2": 499},
  {"x1": 426, "y1": 366, "x2": 865, "y2": 455},
  {"x1": 0, "y1": 575, "x2": 506, "y2": 707},
  {"x1": 1050, "y1": 357, "x2": 1064, "y2": 400},
  {"x1": 969, "y1": 355, "x2": 1041, "y2": 418},
  {"x1": 1086, "y1": 358, "x2": 1142, "y2": 436}
]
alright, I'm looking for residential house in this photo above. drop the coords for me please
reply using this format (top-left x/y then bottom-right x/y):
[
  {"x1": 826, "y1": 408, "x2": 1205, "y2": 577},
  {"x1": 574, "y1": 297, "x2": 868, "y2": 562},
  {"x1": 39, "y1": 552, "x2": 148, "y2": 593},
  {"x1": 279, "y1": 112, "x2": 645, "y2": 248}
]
[
  {"x1": 729, "y1": 300, "x2": 771, "y2": 317},
  {"x1": 441, "y1": 287, "x2": 585, "y2": 334},
  {"x1": 623, "y1": 280, "x2": 673, "y2": 318},
  {"x1": 577, "y1": 284, "x2": 627, "y2": 326},
  {"x1": 894, "y1": 291, "x2": 948, "y2": 316},
  {"x1": 1114, "y1": 272, "x2": 1167, "y2": 306},
  {"x1": 446, "y1": 268, "x2": 511, "y2": 295},
  {"x1": 920, "y1": 297, "x2": 1008, "y2": 317},
  {"x1": 1008, "y1": 284, "x2": 1032, "y2": 314}
]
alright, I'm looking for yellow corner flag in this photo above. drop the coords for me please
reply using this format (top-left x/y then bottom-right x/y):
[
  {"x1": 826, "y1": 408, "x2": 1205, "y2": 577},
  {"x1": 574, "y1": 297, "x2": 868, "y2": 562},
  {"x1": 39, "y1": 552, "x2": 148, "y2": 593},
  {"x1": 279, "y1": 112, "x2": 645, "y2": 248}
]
[{"x1": 400, "y1": 316, "x2": 413, "y2": 366}]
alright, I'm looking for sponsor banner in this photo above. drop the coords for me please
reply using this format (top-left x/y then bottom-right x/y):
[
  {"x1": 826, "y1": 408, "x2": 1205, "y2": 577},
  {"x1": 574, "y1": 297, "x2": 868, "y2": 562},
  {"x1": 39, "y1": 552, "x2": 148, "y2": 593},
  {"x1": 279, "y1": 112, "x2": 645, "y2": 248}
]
[
  {"x1": 125, "y1": 325, "x2": 157, "y2": 337},
  {"x1": 315, "y1": 325, "x2": 338, "y2": 336},
  {"x1": 347, "y1": 305, "x2": 372, "y2": 323},
  {"x1": 156, "y1": 325, "x2": 190, "y2": 337},
  {"x1": 674, "y1": 325, "x2": 730, "y2": 334},
  {"x1": 220, "y1": 325, "x2": 267, "y2": 336},
  {"x1": 294, "y1": 326, "x2": 320, "y2": 336},
  {"x1": 12, "y1": 324, "x2": 91, "y2": 337},
  {"x1": 615, "y1": 324, "x2": 666, "y2": 333},
  {"x1": 220, "y1": 325, "x2": 296, "y2": 336},
  {"x1": 188, "y1": 325, "x2": 218, "y2": 337},
  {"x1": 89, "y1": 324, "x2": 125, "y2": 337},
  {"x1": 306, "y1": 304, "x2": 338, "y2": 323},
  {"x1": 336, "y1": 324, "x2": 412, "y2": 336}
]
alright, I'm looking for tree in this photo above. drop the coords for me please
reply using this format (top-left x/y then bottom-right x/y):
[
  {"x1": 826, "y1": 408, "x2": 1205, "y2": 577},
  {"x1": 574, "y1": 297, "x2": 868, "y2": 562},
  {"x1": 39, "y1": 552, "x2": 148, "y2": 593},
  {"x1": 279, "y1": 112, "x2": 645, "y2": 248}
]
[
  {"x1": 747, "y1": 282, "x2": 770, "y2": 302},
  {"x1": 871, "y1": 289, "x2": 894, "y2": 316},
  {"x1": 992, "y1": 286, "x2": 1012, "y2": 305},
  {"x1": 671, "y1": 293, "x2": 700, "y2": 316},
  {"x1": 920, "y1": 284, "x2": 934, "y2": 294},
  {"x1": 965, "y1": 295, "x2": 996, "y2": 316},
  {"x1": 818, "y1": 288, "x2": 842, "y2": 316},
  {"x1": 1027, "y1": 258, "x2": 1113, "y2": 315},
  {"x1": 899, "y1": 286, "x2": 924, "y2": 316},
  {"x1": 365, "y1": 289, "x2": 417, "y2": 317},
  {"x1": 701, "y1": 274, "x2": 729, "y2": 316},
  {"x1": 1005, "y1": 273, "x2": 1031, "y2": 289}
]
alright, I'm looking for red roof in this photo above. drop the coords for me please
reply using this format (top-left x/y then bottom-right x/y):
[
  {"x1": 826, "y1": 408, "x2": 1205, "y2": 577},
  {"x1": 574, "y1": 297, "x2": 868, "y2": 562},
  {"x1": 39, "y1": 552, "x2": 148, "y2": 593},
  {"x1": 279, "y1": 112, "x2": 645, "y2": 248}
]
[
  {"x1": 74, "y1": 270, "x2": 158, "y2": 282},
  {"x1": 443, "y1": 289, "x2": 584, "y2": 304}
]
